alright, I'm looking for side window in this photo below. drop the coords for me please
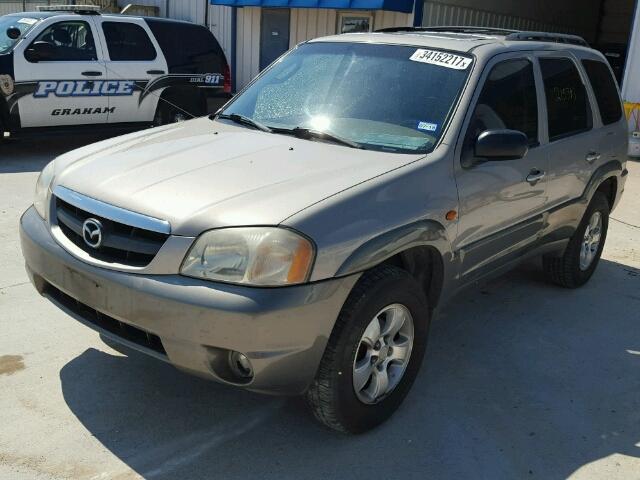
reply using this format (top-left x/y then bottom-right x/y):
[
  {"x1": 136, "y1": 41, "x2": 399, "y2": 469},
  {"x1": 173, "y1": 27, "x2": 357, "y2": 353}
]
[
  {"x1": 28, "y1": 21, "x2": 97, "y2": 62},
  {"x1": 465, "y1": 59, "x2": 538, "y2": 150},
  {"x1": 102, "y1": 22, "x2": 156, "y2": 61},
  {"x1": 581, "y1": 59, "x2": 623, "y2": 125},
  {"x1": 539, "y1": 58, "x2": 592, "y2": 141}
]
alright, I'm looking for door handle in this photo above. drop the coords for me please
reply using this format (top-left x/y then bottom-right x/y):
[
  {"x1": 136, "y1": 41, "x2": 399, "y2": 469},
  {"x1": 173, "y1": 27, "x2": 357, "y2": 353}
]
[
  {"x1": 526, "y1": 169, "x2": 546, "y2": 185},
  {"x1": 147, "y1": 70, "x2": 165, "y2": 75},
  {"x1": 585, "y1": 151, "x2": 601, "y2": 163},
  {"x1": 82, "y1": 71, "x2": 102, "y2": 77}
]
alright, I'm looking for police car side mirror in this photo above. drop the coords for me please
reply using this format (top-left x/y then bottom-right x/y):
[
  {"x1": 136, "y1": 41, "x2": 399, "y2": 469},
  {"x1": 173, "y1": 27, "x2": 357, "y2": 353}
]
[
  {"x1": 25, "y1": 41, "x2": 55, "y2": 63},
  {"x1": 6, "y1": 27, "x2": 21, "y2": 40}
]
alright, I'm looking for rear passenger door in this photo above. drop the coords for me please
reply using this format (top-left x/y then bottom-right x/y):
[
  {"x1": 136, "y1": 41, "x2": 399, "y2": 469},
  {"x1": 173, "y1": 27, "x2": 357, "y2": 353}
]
[
  {"x1": 536, "y1": 54, "x2": 599, "y2": 208},
  {"x1": 94, "y1": 17, "x2": 167, "y2": 124},
  {"x1": 580, "y1": 57, "x2": 627, "y2": 169},
  {"x1": 454, "y1": 54, "x2": 549, "y2": 279}
]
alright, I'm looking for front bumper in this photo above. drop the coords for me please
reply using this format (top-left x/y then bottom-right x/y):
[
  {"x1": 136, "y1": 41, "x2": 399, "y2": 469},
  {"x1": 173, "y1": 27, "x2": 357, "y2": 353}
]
[{"x1": 20, "y1": 207, "x2": 359, "y2": 395}]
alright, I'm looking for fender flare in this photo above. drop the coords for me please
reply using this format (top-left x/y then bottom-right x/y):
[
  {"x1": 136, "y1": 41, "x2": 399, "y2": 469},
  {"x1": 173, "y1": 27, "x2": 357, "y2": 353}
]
[
  {"x1": 335, "y1": 220, "x2": 452, "y2": 277},
  {"x1": 582, "y1": 159, "x2": 623, "y2": 204}
]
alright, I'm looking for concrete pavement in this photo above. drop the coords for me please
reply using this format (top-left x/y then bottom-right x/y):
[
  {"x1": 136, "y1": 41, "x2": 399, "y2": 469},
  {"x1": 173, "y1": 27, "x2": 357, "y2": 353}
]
[{"x1": 1, "y1": 136, "x2": 639, "y2": 480}]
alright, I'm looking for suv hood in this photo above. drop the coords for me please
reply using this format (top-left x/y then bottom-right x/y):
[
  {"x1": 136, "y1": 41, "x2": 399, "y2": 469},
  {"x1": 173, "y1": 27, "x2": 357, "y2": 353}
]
[{"x1": 54, "y1": 117, "x2": 423, "y2": 236}]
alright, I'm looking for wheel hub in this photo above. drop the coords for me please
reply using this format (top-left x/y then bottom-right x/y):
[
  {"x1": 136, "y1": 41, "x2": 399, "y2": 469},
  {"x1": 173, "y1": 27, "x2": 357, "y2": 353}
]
[
  {"x1": 352, "y1": 304, "x2": 415, "y2": 405},
  {"x1": 580, "y1": 211, "x2": 602, "y2": 271}
]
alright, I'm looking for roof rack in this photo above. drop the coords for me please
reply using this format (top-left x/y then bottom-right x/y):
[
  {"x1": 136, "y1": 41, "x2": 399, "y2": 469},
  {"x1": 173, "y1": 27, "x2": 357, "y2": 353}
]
[
  {"x1": 37, "y1": 5, "x2": 102, "y2": 14},
  {"x1": 504, "y1": 31, "x2": 589, "y2": 47},
  {"x1": 376, "y1": 26, "x2": 518, "y2": 35},
  {"x1": 376, "y1": 26, "x2": 590, "y2": 47}
]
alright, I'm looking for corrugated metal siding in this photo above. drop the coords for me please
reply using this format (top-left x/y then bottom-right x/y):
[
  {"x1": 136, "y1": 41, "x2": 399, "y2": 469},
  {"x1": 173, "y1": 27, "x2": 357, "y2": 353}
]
[
  {"x1": 422, "y1": 1, "x2": 571, "y2": 34},
  {"x1": 208, "y1": 5, "x2": 233, "y2": 64},
  {"x1": 0, "y1": 0, "x2": 70, "y2": 15},
  {"x1": 289, "y1": 8, "x2": 337, "y2": 47},
  {"x1": 236, "y1": 7, "x2": 261, "y2": 90},
  {"x1": 118, "y1": 0, "x2": 166, "y2": 16},
  {"x1": 168, "y1": 0, "x2": 207, "y2": 23},
  {"x1": 373, "y1": 10, "x2": 412, "y2": 30}
]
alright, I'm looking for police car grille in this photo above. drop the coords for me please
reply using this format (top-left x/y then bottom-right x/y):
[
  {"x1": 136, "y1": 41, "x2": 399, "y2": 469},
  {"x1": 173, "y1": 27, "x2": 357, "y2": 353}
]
[{"x1": 55, "y1": 197, "x2": 169, "y2": 267}]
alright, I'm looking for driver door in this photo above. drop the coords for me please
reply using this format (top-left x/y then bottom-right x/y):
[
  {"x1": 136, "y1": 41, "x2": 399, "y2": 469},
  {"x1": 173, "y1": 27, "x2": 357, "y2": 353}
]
[
  {"x1": 453, "y1": 54, "x2": 549, "y2": 280},
  {"x1": 13, "y1": 17, "x2": 108, "y2": 128}
]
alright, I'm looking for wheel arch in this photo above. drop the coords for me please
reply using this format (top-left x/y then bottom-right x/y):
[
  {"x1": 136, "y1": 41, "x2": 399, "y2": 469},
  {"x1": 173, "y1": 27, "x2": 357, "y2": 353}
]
[
  {"x1": 155, "y1": 85, "x2": 206, "y2": 120},
  {"x1": 335, "y1": 220, "x2": 451, "y2": 309},
  {"x1": 584, "y1": 159, "x2": 623, "y2": 209}
]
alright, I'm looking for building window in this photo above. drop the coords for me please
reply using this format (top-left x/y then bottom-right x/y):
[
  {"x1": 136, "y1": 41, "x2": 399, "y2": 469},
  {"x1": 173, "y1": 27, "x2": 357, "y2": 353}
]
[{"x1": 339, "y1": 14, "x2": 372, "y2": 34}]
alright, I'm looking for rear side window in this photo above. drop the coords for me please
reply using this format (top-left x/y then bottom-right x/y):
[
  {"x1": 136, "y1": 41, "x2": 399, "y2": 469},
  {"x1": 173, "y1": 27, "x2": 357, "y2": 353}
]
[
  {"x1": 466, "y1": 59, "x2": 539, "y2": 147},
  {"x1": 102, "y1": 22, "x2": 156, "y2": 61},
  {"x1": 539, "y1": 58, "x2": 592, "y2": 141},
  {"x1": 581, "y1": 59, "x2": 622, "y2": 125},
  {"x1": 146, "y1": 19, "x2": 226, "y2": 74}
]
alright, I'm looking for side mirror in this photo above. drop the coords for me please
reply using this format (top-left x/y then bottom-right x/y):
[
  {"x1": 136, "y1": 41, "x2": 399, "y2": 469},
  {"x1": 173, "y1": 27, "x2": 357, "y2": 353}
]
[
  {"x1": 6, "y1": 27, "x2": 21, "y2": 40},
  {"x1": 475, "y1": 129, "x2": 529, "y2": 161},
  {"x1": 24, "y1": 41, "x2": 55, "y2": 63}
]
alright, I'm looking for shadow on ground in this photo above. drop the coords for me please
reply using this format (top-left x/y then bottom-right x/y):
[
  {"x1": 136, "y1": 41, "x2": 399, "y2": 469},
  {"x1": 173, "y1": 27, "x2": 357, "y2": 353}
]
[{"x1": 60, "y1": 259, "x2": 640, "y2": 479}]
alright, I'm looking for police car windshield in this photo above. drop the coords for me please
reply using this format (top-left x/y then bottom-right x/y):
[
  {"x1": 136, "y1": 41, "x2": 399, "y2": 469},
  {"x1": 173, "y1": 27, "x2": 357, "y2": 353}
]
[
  {"x1": 221, "y1": 42, "x2": 473, "y2": 153},
  {"x1": 0, "y1": 16, "x2": 39, "y2": 54}
]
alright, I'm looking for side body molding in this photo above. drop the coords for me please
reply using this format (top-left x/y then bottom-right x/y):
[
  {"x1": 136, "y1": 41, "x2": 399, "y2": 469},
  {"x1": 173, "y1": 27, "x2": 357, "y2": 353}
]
[{"x1": 336, "y1": 220, "x2": 452, "y2": 277}]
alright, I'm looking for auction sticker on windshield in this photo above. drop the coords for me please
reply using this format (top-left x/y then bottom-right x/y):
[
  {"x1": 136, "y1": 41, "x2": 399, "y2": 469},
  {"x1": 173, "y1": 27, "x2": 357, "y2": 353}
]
[{"x1": 410, "y1": 49, "x2": 472, "y2": 70}]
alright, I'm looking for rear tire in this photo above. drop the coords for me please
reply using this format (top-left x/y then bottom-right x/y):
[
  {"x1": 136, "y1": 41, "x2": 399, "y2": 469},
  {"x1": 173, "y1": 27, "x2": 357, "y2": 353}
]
[
  {"x1": 543, "y1": 192, "x2": 609, "y2": 288},
  {"x1": 305, "y1": 265, "x2": 430, "y2": 434}
]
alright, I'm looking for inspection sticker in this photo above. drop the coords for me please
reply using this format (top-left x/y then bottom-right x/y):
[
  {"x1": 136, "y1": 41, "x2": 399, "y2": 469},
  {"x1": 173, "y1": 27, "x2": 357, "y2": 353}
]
[
  {"x1": 410, "y1": 49, "x2": 472, "y2": 70},
  {"x1": 417, "y1": 122, "x2": 438, "y2": 132},
  {"x1": 17, "y1": 18, "x2": 37, "y2": 25}
]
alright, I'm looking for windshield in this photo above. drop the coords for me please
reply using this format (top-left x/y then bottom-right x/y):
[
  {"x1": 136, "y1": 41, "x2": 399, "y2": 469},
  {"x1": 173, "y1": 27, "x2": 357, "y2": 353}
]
[
  {"x1": 222, "y1": 42, "x2": 473, "y2": 153},
  {"x1": 0, "y1": 16, "x2": 39, "y2": 54}
]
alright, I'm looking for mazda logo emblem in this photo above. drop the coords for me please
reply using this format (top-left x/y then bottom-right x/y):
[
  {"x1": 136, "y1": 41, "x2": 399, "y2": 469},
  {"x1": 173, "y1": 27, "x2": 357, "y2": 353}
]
[{"x1": 82, "y1": 218, "x2": 103, "y2": 249}]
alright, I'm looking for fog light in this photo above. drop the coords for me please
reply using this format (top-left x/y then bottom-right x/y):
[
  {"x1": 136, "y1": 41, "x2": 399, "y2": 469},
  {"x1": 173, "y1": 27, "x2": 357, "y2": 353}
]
[{"x1": 229, "y1": 351, "x2": 253, "y2": 379}]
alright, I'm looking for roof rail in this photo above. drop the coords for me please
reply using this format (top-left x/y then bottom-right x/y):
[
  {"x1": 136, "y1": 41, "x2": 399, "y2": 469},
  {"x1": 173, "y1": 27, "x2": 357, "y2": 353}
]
[
  {"x1": 505, "y1": 31, "x2": 589, "y2": 47},
  {"x1": 375, "y1": 26, "x2": 518, "y2": 35},
  {"x1": 37, "y1": 5, "x2": 102, "y2": 14},
  {"x1": 375, "y1": 26, "x2": 590, "y2": 47}
]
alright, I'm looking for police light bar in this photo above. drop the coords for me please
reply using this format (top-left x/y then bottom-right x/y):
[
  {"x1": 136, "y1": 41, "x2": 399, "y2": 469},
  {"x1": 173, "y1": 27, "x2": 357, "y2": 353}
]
[{"x1": 37, "y1": 5, "x2": 102, "y2": 13}]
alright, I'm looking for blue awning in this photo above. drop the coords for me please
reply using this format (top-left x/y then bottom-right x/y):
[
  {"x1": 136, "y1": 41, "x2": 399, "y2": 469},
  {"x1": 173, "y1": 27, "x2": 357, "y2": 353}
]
[{"x1": 210, "y1": 0, "x2": 414, "y2": 13}]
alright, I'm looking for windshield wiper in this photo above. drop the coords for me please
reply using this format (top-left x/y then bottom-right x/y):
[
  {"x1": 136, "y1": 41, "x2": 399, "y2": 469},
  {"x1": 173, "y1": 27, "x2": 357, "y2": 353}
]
[
  {"x1": 213, "y1": 113, "x2": 273, "y2": 133},
  {"x1": 271, "y1": 126, "x2": 363, "y2": 150}
]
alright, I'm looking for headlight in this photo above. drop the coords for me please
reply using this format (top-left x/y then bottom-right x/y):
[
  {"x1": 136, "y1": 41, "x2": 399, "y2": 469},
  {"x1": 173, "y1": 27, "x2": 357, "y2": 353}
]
[
  {"x1": 34, "y1": 161, "x2": 55, "y2": 219},
  {"x1": 180, "y1": 227, "x2": 315, "y2": 286}
]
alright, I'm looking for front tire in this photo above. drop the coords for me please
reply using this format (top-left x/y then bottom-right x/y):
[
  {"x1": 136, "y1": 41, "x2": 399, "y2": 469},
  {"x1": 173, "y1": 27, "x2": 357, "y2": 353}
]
[
  {"x1": 543, "y1": 192, "x2": 610, "y2": 288},
  {"x1": 306, "y1": 265, "x2": 430, "y2": 434}
]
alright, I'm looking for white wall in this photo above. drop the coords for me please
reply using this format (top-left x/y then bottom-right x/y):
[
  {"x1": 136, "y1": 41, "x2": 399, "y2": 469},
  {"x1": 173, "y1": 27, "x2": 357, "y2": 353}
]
[
  {"x1": 235, "y1": 7, "x2": 261, "y2": 91},
  {"x1": 289, "y1": 9, "x2": 337, "y2": 47},
  {"x1": 208, "y1": 5, "x2": 233, "y2": 65}
]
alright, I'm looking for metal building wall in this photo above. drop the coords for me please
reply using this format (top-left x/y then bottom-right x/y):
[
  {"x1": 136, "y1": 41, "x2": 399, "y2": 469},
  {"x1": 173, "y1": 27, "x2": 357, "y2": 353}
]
[
  {"x1": 235, "y1": 7, "x2": 261, "y2": 91},
  {"x1": 209, "y1": 5, "x2": 233, "y2": 65},
  {"x1": 421, "y1": 0, "x2": 602, "y2": 42},
  {"x1": 289, "y1": 9, "x2": 337, "y2": 47},
  {"x1": 0, "y1": 0, "x2": 70, "y2": 15}
]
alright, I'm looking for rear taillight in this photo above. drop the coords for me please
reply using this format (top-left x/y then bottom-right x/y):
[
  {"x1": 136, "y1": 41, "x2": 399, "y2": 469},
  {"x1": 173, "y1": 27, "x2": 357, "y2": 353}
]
[{"x1": 223, "y1": 64, "x2": 232, "y2": 94}]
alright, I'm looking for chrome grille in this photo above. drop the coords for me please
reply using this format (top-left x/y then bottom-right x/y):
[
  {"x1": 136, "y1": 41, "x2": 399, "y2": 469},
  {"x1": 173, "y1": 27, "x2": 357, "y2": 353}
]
[{"x1": 54, "y1": 195, "x2": 169, "y2": 268}]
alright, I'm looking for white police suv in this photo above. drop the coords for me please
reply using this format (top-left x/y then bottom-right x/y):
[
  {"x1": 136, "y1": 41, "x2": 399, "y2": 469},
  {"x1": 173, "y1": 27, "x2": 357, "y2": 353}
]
[{"x1": 0, "y1": 5, "x2": 231, "y2": 138}]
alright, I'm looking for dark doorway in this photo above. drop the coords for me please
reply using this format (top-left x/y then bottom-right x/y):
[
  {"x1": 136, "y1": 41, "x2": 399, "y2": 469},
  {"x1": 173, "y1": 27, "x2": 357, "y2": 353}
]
[{"x1": 259, "y1": 8, "x2": 291, "y2": 71}]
